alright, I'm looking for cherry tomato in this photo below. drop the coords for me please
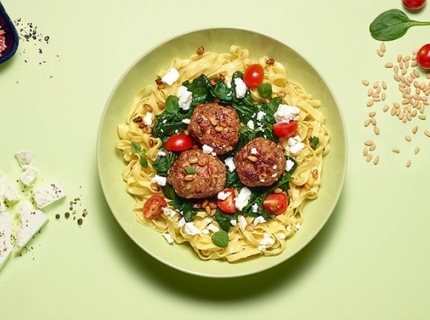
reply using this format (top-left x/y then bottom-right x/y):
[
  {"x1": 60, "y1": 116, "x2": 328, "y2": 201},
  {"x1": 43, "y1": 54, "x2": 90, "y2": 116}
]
[
  {"x1": 243, "y1": 64, "x2": 264, "y2": 89},
  {"x1": 143, "y1": 195, "x2": 167, "y2": 219},
  {"x1": 216, "y1": 188, "x2": 236, "y2": 214},
  {"x1": 165, "y1": 132, "x2": 193, "y2": 151},
  {"x1": 402, "y1": 0, "x2": 426, "y2": 10},
  {"x1": 273, "y1": 120, "x2": 298, "y2": 139},
  {"x1": 417, "y1": 44, "x2": 430, "y2": 69},
  {"x1": 262, "y1": 193, "x2": 288, "y2": 215}
]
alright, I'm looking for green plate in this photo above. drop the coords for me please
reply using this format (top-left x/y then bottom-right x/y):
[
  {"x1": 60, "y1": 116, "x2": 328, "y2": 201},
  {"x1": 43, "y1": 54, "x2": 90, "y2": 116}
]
[{"x1": 97, "y1": 28, "x2": 347, "y2": 278}]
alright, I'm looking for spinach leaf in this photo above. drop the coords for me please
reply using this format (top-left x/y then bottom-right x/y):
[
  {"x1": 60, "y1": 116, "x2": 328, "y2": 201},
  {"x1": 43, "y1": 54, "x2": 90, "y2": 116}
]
[
  {"x1": 130, "y1": 142, "x2": 148, "y2": 168},
  {"x1": 309, "y1": 136, "x2": 320, "y2": 150},
  {"x1": 212, "y1": 210, "x2": 237, "y2": 232},
  {"x1": 152, "y1": 150, "x2": 177, "y2": 176},
  {"x1": 168, "y1": 193, "x2": 197, "y2": 222},
  {"x1": 369, "y1": 9, "x2": 430, "y2": 41}
]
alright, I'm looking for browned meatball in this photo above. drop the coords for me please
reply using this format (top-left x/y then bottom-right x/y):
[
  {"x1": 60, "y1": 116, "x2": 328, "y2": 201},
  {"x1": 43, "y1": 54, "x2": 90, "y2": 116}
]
[
  {"x1": 234, "y1": 137, "x2": 286, "y2": 187},
  {"x1": 167, "y1": 149, "x2": 226, "y2": 199},
  {"x1": 187, "y1": 103, "x2": 240, "y2": 155}
]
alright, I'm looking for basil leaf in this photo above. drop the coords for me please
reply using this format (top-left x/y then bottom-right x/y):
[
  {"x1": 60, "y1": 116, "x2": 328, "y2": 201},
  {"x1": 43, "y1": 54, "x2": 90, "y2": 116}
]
[
  {"x1": 309, "y1": 136, "x2": 320, "y2": 150},
  {"x1": 258, "y1": 83, "x2": 272, "y2": 99},
  {"x1": 185, "y1": 167, "x2": 196, "y2": 174},
  {"x1": 164, "y1": 95, "x2": 180, "y2": 114},
  {"x1": 139, "y1": 157, "x2": 148, "y2": 168},
  {"x1": 369, "y1": 9, "x2": 430, "y2": 41},
  {"x1": 212, "y1": 230, "x2": 229, "y2": 248},
  {"x1": 131, "y1": 141, "x2": 141, "y2": 153},
  {"x1": 212, "y1": 210, "x2": 234, "y2": 232}
]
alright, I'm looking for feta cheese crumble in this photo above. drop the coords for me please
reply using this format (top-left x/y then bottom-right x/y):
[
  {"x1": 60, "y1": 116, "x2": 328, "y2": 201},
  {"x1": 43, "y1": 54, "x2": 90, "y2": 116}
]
[
  {"x1": 20, "y1": 166, "x2": 38, "y2": 186},
  {"x1": 15, "y1": 150, "x2": 36, "y2": 169},
  {"x1": 162, "y1": 232, "x2": 174, "y2": 244},
  {"x1": 184, "y1": 222, "x2": 201, "y2": 235},
  {"x1": 234, "y1": 187, "x2": 251, "y2": 211},
  {"x1": 143, "y1": 112, "x2": 153, "y2": 125},
  {"x1": 286, "y1": 159, "x2": 295, "y2": 172},
  {"x1": 258, "y1": 233, "x2": 275, "y2": 251},
  {"x1": 234, "y1": 77, "x2": 247, "y2": 98},
  {"x1": 238, "y1": 215, "x2": 248, "y2": 230},
  {"x1": 150, "y1": 175, "x2": 167, "y2": 186},
  {"x1": 202, "y1": 144, "x2": 214, "y2": 155},
  {"x1": 287, "y1": 135, "x2": 305, "y2": 156},
  {"x1": 253, "y1": 215, "x2": 266, "y2": 225},
  {"x1": 274, "y1": 104, "x2": 300, "y2": 123},
  {"x1": 16, "y1": 201, "x2": 49, "y2": 251},
  {"x1": 224, "y1": 157, "x2": 236, "y2": 172},
  {"x1": 0, "y1": 205, "x2": 14, "y2": 269},
  {"x1": 161, "y1": 68, "x2": 179, "y2": 86},
  {"x1": 33, "y1": 181, "x2": 66, "y2": 209},
  {"x1": 217, "y1": 190, "x2": 232, "y2": 201},
  {"x1": 177, "y1": 86, "x2": 193, "y2": 111}
]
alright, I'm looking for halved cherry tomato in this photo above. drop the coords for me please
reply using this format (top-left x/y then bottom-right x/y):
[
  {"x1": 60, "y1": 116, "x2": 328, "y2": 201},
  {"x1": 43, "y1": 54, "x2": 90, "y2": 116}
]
[
  {"x1": 143, "y1": 195, "x2": 167, "y2": 219},
  {"x1": 402, "y1": 0, "x2": 426, "y2": 10},
  {"x1": 216, "y1": 188, "x2": 236, "y2": 214},
  {"x1": 417, "y1": 44, "x2": 430, "y2": 69},
  {"x1": 165, "y1": 132, "x2": 193, "y2": 152},
  {"x1": 243, "y1": 64, "x2": 264, "y2": 89},
  {"x1": 273, "y1": 120, "x2": 298, "y2": 139},
  {"x1": 262, "y1": 193, "x2": 288, "y2": 215}
]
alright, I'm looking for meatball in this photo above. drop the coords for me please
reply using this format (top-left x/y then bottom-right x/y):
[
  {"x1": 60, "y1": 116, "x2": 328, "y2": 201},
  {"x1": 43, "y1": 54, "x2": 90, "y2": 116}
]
[
  {"x1": 187, "y1": 103, "x2": 240, "y2": 155},
  {"x1": 234, "y1": 137, "x2": 286, "y2": 187},
  {"x1": 167, "y1": 149, "x2": 226, "y2": 199}
]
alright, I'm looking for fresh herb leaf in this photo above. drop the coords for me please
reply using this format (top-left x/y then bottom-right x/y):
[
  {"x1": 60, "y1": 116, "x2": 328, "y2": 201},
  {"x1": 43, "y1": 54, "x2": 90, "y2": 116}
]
[
  {"x1": 309, "y1": 136, "x2": 320, "y2": 150},
  {"x1": 258, "y1": 83, "x2": 272, "y2": 99},
  {"x1": 184, "y1": 167, "x2": 196, "y2": 174},
  {"x1": 130, "y1": 142, "x2": 148, "y2": 168},
  {"x1": 152, "y1": 150, "x2": 178, "y2": 176},
  {"x1": 212, "y1": 230, "x2": 229, "y2": 248},
  {"x1": 164, "y1": 95, "x2": 180, "y2": 114},
  {"x1": 369, "y1": 9, "x2": 430, "y2": 41},
  {"x1": 212, "y1": 210, "x2": 236, "y2": 232}
]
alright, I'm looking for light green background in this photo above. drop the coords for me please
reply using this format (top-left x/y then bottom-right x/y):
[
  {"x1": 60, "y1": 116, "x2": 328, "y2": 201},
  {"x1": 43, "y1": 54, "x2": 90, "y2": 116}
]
[{"x1": 1, "y1": 1, "x2": 429, "y2": 319}]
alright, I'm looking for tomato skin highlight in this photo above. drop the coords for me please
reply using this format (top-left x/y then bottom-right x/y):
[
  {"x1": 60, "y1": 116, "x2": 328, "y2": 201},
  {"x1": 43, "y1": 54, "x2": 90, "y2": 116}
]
[
  {"x1": 273, "y1": 120, "x2": 298, "y2": 139},
  {"x1": 143, "y1": 195, "x2": 168, "y2": 219},
  {"x1": 216, "y1": 188, "x2": 237, "y2": 214},
  {"x1": 164, "y1": 132, "x2": 193, "y2": 151},
  {"x1": 262, "y1": 193, "x2": 288, "y2": 215},
  {"x1": 417, "y1": 44, "x2": 430, "y2": 69},
  {"x1": 243, "y1": 64, "x2": 264, "y2": 89},
  {"x1": 402, "y1": 0, "x2": 426, "y2": 10}
]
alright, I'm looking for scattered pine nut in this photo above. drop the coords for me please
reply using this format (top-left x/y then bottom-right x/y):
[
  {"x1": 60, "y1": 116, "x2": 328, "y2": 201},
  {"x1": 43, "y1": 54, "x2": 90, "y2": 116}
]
[
  {"x1": 392, "y1": 147, "x2": 400, "y2": 153},
  {"x1": 374, "y1": 126, "x2": 380, "y2": 135},
  {"x1": 363, "y1": 147, "x2": 369, "y2": 156},
  {"x1": 405, "y1": 135, "x2": 411, "y2": 142},
  {"x1": 367, "y1": 99, "x2": 374, "y2": 107},
  {"x1": 369, "y1": 144, "x2": 376, "y2": 151},
  {"x1": 414, "y1": 146, "x2": 420, "y2": 154},
  {"x1": 424, "y1": 129, "x2": 430, "y2": 137},
  {"x1": 373, "y1": 156, "x2": 380, "y2": 165},
  {"x1": 366, "y1": 153, "x2": 373, "y2": 162},
  {"x1": 385, "y1": 62, "x2": 393, "y2": 68},
  {"x1": 362, "y1": 79, "x2": 369, "y2": 86},
  {"x1": 369, "y1": 111, "x2": 376, "y2": 117},
  {"x1": 406, "y1": 159, "x2": 411, "y2": 167},
  {"x1": 364, "y1": 119, "x2": 371, "y2": 127},
  {"x1": 383, "y1": 104, "x2": 389, "y2": 112},
  {"x1": 365, "y1": 140, "x2": 374, "y2": 146},
  {"x1": 377, "y1": 49, "x2": 384, "y2": 57},
  {"x1": 380, "y1": 43, "x2": 386, "y2": 52},
  {"x1": 412, "y1": 125, "x2": 418, "y2": 134}
]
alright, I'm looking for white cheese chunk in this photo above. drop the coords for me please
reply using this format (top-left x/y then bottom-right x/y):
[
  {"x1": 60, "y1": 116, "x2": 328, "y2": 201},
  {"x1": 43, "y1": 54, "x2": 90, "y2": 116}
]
[
  {"x1": 14, "y1": 150, "x2": 36, "y2": 169},
  {"x1": 217, "y1": 190, "x2": 232, "y2": 201},
  {"x1": 162, "y1": 207, "x2": 177, "y2": 217},
  {"x1": 234, "y1": 187, "x2": 251, "y2": 211},
  {"x1": 162, "y1": 232, "x2": 174, "y2": 244},
  {"x1": 286, "y1": 159, "x2": 295, "y2": 172},
  {"x1": 224, "y1": 157, "x2": 236, "y2": 172},
  {"x1": 202, "y1": 144, "x2": 214, "y2": 154},
  {"x1": 234, "y1": 77, "x2": 247, "y2": 98},
  {"x1": 274, "y1": 104, "x2": 300, "y2": 123},
  {"x1": 0, "y1": 204, "x2": 14, "y2": 270},
  {"x1": 246, "y1": 120, "x2": 255, "y2": 130},
  {"x1": 143, "y1": 112, "x2": 153, "y2": 125},
  {"x1": 33, "y1": 181, "x2": 66, "y2": 209},
  {"x1": 258, "y1": 233, "x2": 275, "y2": 251},
  {"x1": 16, "y1": 201, "x2": 49, "y2": 251},
  {"x1": 238, "y1": 215, "x2": 248, "y2": 230},
  {"x1": 161, "y1": 68, "x2": 179, "y2": 86},
  {"x1": 177, "y1": 86, "x2": 193, "y2": 111},
  {"x1": 4, "y1": 182, "x2": 20, "y2": 203},
  {"x1": 20, "y1": 166, "x2": 38, "y2": 186},
  {"x1": 184, "y1": 222, "x2": 201, "y2": 235},
  {"x1": 150, "y1": 175, "x2": 167, "y2": 186},
  {"x1": 253, "y1": 215, "x2": 266, "y2": 226}
]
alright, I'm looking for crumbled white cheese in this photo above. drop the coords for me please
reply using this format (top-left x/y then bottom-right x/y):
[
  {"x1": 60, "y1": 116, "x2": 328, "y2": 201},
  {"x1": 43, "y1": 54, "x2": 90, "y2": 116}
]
[
  {"x1": 286, "y1": 225, "x2": 292, "y2": 232},
  {"x1": 206, "y1": 224, "x2": 220, "y2": 233},
  {"x1": 3, "y1": 183, "x2": 20, "y2": 203},
  {"x1": 258, "y1": 233, "x2": 275, "y2": 251},
  {"x1": 251, "y1": 203, "x2": 259, "y2": 213},
  {"x1": 150, "y1": 175, "x2": 167, "y2": 186},
  {"x1": 162, "y1": 207, "x2": 177, "y2": 217},
  {"x1": 247, "y1": 120, "x2": 255, "y2": 130},
  {"x1": 14, "y1": 150, "x2": 36, "y2": 169},
  {"x1": 143, "y1": 112, "x2": 153, "y2": 125},
  {"x1": 217, "y1": 190, "x2": 232, "y2": 201},
  {"x1": 238, "y1": 215, "x2": 248, "y2": 230},
  {"x1": 161, "y1": 68, "x2": 179, "y2": 86},
  {"x1": 295, "y1": 223, "x2": 301, "y2": 230},
  {"x1": 286, "y1": 159, "x2": 295, "y2": 172},
  {"x1": 202, "y1": 144, "x2": 214, "y2": 154},
  {"x1": 182, "y1": 118, "x2": 191, "y2": 124},
  {"x1": 274, "y1": 104, "x2": 300, "y2": 123},
  {"x1": 0, "y1": 204, "x2": 14, "y2": 270},
  {"x1": 230, "y1": 219, "x2": 237, "y2": 226},
  {"x1": 178, "y1": 217, "x2": 186, "y2": 227},
  {"x1": 33, "y1": 181, "x2": 66, "y2": 209},
  {"x1": 250, "y1": 147, "x2": 258, "y2": 155},
  {"x1": 256, "y1": 111, "x2": 266, "y2": 121},
  {"x1": 287, "y1": 135, "x2": 305, "y2": 156},
  {"x1": 253, "y1": 215, "x2": 266, "y2": 226},
  {"x1": 20, "y1": 166, "x2": 38, "y2": 186},
  {"x1": 184, "y1": 222, "x2": 201, "y2": 235},
  {"x1": 162, "y1": 232, "x2": 174, "y2": 244},
  {"x1": 15, "y1": 201, "x2": 49, "y2": 251},
  {"x1": 177, "y1": 86, "x2": 193, "y2": 111},
  {"x1": 158, "y1": 150, "x2": 167, "y2": 157},
  {"x1": 224, "y1": 157, "x2": 236, "y2": 172},
  {"x1": 278, "y1": 233, "x2": 287, "y2": 240},
  {"x1": 234, "y1": 77, "x2": 247, "y2": 98},
  {"x1": 234, "y1": 187, "x2": 251, "y2": 211}
]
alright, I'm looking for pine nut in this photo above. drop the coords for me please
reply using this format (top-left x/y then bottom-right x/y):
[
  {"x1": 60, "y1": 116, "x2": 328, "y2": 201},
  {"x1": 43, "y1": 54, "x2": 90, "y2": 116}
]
[
  {"x1": 365, "y1": 140, "x2": 374, "y2": 146},
  {"x1": 425, "y1": 129, "x2": 430, "y2": 137},
  {"x1": 414, "y1": 146, "x2": 420, "y2": 154},
  {"x1": 392, "y1": 147, "x2": 400, "y2": 153},
  {"x1": 362, "y1": 79, "x2": 370, "y2": 86},
  {"x1": 363, "y1": 147, "x2": 369, "y2": 156},
  {"x1": 373, "y1": 156, "x2": 380, "y2": 165},
  {"x1": 405, "y1": 135, "x2": 411, "y2": 142},
  {"x1": 374, "y1": 126, "x2": 380, "y2": 135},
  {"x1": 406, "y1": 160, "x2": 411, "y2": 167}
]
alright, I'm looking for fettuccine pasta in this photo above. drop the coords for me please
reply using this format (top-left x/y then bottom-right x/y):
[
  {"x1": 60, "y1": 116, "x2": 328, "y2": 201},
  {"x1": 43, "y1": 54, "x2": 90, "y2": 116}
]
[{"x1": 117, "y1": 45, "x2": 330, "y2": 262}]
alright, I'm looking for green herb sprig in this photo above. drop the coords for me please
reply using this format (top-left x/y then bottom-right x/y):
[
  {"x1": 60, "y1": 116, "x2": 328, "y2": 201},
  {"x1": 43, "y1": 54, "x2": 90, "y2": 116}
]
[
  {"x1": 131, "y1": 141, "x2": 149, "y2": 168},
  {"x1": 370, "y1": 8, "x2": 430, "y2": 41}
]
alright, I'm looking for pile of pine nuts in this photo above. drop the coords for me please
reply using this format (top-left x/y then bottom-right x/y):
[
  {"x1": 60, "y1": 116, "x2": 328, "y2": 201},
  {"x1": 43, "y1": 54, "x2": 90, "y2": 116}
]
[{"x1": 362, "y1": 42, "x2": 430, "y2": 167}]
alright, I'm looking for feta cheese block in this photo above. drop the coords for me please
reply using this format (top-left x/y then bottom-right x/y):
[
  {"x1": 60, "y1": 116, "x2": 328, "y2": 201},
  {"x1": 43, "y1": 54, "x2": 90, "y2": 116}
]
[
  {"x1": 16, "y1": 201, "x2": 48, "y2": 251},
  {"x1": 14, "y1": 150, "x2": 36, "y2": 169},
  {"x1": 33, "y1": 181, "x2": 66, "y2": 209},
  {"x1": 0, "y1": 205, "x2": 14, "y2": 270}
]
